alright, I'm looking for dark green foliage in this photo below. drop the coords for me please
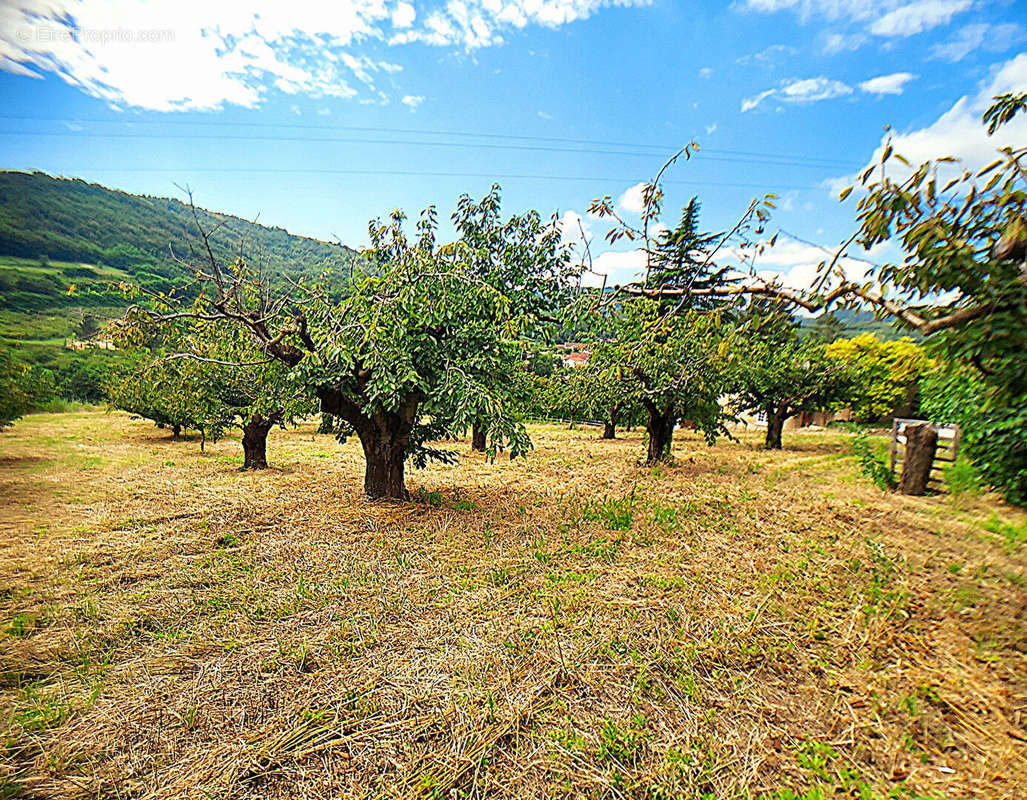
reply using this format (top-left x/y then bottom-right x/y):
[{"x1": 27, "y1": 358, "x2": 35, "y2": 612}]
[
  {"x1": 122, "y1": 185, "x2": 577, "y2": 496},
  {"x1": 943, "y1": 457, "x2": 980, "y2": 499},
  {"x1": 920, "y1": 366, "x2": 1026, "y2": 505},
  {"x1": 806, "y1": 311, "x2": 844, "y2": 343},
  {"x1": 100, "y1": 243, "x2": 150, "y2": 268},
  {"x1": 0, "y1": 344, "x2": 57, "y2": 427},
  {"x1": 730, "y1": 305, "x2": 856, "y2": 449},
  {"x1": 800, "y1": 308, "x2": 914, "y2": 342},
  {"x1": 838, "y1": 94, "x2": 1027, "y2": 504},
  {"x1": 113, "y1": 279, "x2": 318, "y2": 466},
  {"x1": 77, "y1": 314, "x2": 101, "y2": 340},
  {"x1": 525, "y1": 346, "x2": 558, "y2": 377},
  {"x1": 56, "y1": 352, "x2": 116, "y2": 403},
  {"x1": 982, "y1": 92, "x2": 1027, "y2": 135},
  {"x1": 0, "y1": 258, "x2": 120, "y2": 313},
  {"x1": 601, "y1": 301, "x2": 733, "y2": 463},
  {"x1": 648, "y1": 197, "x2": 726, "y2": 301},
  {"x1": 104, "y1": 357, "x2": 227, "y2": 440},
  {"x1": 0, "y1": 172, "x2": 360, "y2": 411}
]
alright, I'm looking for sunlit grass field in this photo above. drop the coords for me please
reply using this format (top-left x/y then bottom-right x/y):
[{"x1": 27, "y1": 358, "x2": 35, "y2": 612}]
[{"x1": 1, "y1": 410, "x2": 1025, "y2": 798}]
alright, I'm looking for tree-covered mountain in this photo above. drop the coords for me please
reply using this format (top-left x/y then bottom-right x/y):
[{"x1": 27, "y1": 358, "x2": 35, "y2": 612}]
[
  {"x1": 0, "y1": 171, "x2": 360, "y2": 403},
  {"x1": 0, "y1": 170, "x2": 358, "y2": 307}
]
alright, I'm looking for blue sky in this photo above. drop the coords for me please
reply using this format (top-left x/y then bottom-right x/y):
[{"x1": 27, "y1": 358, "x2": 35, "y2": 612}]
[{"x1": 1, "y1": 0, "x2": 1025, "y2": 286}]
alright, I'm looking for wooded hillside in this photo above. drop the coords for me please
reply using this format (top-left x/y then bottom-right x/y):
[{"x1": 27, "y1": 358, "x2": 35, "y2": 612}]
[{"x1": 0, "y1": 171, "x2": 357, "y2": 310}]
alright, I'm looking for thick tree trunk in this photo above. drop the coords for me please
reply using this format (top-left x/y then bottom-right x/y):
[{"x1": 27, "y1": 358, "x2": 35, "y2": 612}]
[
  {"x1": 241, "y1": 415, "x2": 274, "y2": 470},
  {"x1": 317, "y1": 386, "x2": 420, "y2": 501},
  {"x1": 765, "y1": 408, "x2": 786, "y2": 450},
  {"x1": 899, "y1": 422, "x2": 938, "y2": 496},
  {"x1": 361, "y1": 430, "x2": 408, "y2": 499},
  {"x1": 172, "y1": 424, "x2": 181, "y2": 439},
  {"x1": 471, "y1": 420, "x2": 486, "y2": 452},
  {"x1": 602, "y1": 406, "x2": 619, "y2": 439},
  {"x1": 645, "y1": 409, "x2": 674, "y2": 464}
]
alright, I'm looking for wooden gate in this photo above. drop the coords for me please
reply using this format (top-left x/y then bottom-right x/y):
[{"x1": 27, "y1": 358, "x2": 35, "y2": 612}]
[{"x1": 890, "y1": 418, "x2": 961, "y2": 486}]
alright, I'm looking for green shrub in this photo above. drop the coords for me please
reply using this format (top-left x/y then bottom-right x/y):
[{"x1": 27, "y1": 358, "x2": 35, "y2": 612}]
[
  {"x1": 943, "y1": 457, "x2": 980, "y2": 499},
  {"x1": 920, "y1": 367, "x2": 1026, "y2": 506},
  {"x1": 851, "y1": 435, "x2": 896, "y2": 491},
  {"x1": 0, "y1": 345, "x2": 57, "y2": 427}
]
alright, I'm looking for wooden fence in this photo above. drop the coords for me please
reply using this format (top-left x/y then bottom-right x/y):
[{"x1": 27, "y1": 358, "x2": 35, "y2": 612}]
[{"x1": 890, "y1": 418, "x2": 961, "y2": 485}]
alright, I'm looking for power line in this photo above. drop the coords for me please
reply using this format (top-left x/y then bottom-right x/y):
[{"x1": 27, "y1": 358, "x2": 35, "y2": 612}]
[
  {"x1": 0, "y1": 129, "x2": 855, "y2": 170},
  {"x1": 0, "y1": 114, "x2": 863, "y2": 169},
  {"x1": 0, "y1": 128, "x2": 850, "y2": 169},
  {"x1": 14, "y1": 164, "x2": 824, "y2": 191}
]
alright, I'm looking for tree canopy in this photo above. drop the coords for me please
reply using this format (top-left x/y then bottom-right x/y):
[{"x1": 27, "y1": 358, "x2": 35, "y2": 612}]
[
  {"x1": 729, "y1": 310, "x2": 855, "y2": 449},
  {"x1": 114, "y1": 290, "x2": 317, "y2": 467},
  {"x1": 825, "y1": 334, "x2": 928, "y2": 422},
  {"x1": 601, "y1": 300, "x2": 731, "y2": 464},
  {"x1": 0, "y1": 344, "x2": 55, "y2": 429},
  {"x1": 130, "y1": 186, "x2": 577, "y2": 498}
]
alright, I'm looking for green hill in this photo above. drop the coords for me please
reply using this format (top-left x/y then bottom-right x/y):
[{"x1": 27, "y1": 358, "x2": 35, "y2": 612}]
[
  {"x1": 0, "y1": 170, "x2": 358, "y2": 314},
  {"x1": 800, "y1": 307, "x2": 918, "y2": 342},
  {"x1": 0, "y1": 171, "x2": 359, "y2": 403}
]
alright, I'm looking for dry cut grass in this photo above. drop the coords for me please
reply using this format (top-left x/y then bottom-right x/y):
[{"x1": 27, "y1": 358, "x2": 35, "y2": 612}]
[{"x1": 1, "y1": 409, "x2": 1025, "y2": 799}]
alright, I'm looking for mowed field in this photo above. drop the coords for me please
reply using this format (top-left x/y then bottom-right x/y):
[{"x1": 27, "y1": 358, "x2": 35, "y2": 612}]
[{"x1": 1, "y1": 411, "x2": 1025, "y2": 799}]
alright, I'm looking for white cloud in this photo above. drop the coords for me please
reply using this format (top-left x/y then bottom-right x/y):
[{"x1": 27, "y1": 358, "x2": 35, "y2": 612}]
[
  {"x1": 740, "y1": 1, "x2": 877, "y2": 21},
  {"x1": 392, "y1": 2, "x2": 416, "y2": 28},
  {"x1": 558, "y1": 208, "x2": 653, "y2": 287},
  {"x1": 401, "y1": 94, "x2": 423, "y2": 109},
  {"x1": 538, "y1": 110, "x2": 553, "y2": 120},
  {"x1": 743, "y1": 0, "x2": 974, "y2": 40},
  {"x1": 822, "y1": 31, "x2": 867, "y2": 53},
  {"x1": 705, "y1": 122, "x2": 717, "y2": 134},
  {"x1": 558, "y1": 210, "x2": 590, "y2": 248},
  {"x1": 389, "y1": 0, "x2": 654, "y2": 48},
  {"x1": 741, "y1": 90, "x2": 776, "y2": 113},
  {"x1": 742, "y1": 76, "x2": 852, "y2": 111},
  {"x1": 831, "y1": 54, "x2": 1027, "y2": 191},
  {"x1": 587, "y1": 249, "x2": 648, "y2": 287},
  {"x1": 0, "y1": 0, "x2": 653, "y2": 111},
  {"x1": 868, "y1": 0, "x2": 972, "y2": 37},
  {"x1": 741, "y1": 235, "x2": 877, "y2": 292},
  {"x1": 698, "y1": 66, "x2": 713, "y2": 78},
  {"x1": 735, "y1": 43, "x2": 798, "y2": 67},
  {"x1": 930, "y1": 22, "x2": 1024, "y2": 62},
  {"x1": 745, "y1": 70, "x2": 920, "y2": 111},
  {"x1": 858, "y1": 71, "x2": 915, "y2": 95},
  {"x1": 780, "y1": 76, "x2": 852, "y2": 101},
  {"x1": 617, "y1": 182, "x2": 647, "y2": 215}
]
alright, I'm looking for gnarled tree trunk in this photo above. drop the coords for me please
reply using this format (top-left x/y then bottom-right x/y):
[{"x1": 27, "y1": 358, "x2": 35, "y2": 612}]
[
  {"x1": 241, "y1": 414, "x2": 275, "y2": 470},
  {"x1": 765, "y1": 405, "x2": 788, "y2": 450},
  {"x1": 172, "y1": 424, "x2": 182, "y2": 439},
  {"x1": 318, "y1": 386, "x2": 420, "y2": 500},
  {"x1": 602, "y1": 405, "x2": 619, "y2": 440},
  {"x1": 471, "y1": 420, "x2": 486, "y2": 452},
  {"x1": 899, "y1": 422, "x2": 937, "y2": 496},
  {"x1": 360, "y1": 423, "x2": 409, "y2": 499},
  {"x1": 644, "y1": 405, "x2": 675, "y2": 464}
]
